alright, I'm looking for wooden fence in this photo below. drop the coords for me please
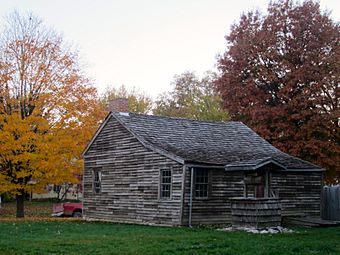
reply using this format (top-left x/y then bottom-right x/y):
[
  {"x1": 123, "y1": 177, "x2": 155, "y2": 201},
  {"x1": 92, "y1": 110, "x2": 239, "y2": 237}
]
[{"x1": 321, "y1": 185, "x2": 340, "y2": 221}]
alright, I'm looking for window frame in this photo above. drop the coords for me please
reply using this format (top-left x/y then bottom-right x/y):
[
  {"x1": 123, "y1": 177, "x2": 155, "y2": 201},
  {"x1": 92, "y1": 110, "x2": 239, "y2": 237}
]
[
  {"x1": 194, "y1": 168, "x2": 210, "y2": 199},
  {"x1": 93, "y1": 169, "x2": 102, "y2": 194},
  {"x1": 159, "y1": 168, "x2": 172, "y2": 200}
]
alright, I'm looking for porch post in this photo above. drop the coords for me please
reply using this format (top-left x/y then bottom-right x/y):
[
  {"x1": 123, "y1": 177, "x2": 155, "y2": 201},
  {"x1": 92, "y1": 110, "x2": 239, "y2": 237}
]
[
  {"x1": 265, "y1": 170, "x2": 269, "y2": 197},
  {"x1": 243, "y1": 171, "x2": 247, "y2": 198}
]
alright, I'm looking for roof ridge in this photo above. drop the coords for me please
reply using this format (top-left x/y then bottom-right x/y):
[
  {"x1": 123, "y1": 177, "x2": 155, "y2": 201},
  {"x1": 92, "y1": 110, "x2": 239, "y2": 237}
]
[{"x1": 113, "y1": 111, "x2": 241, "y2": 125}]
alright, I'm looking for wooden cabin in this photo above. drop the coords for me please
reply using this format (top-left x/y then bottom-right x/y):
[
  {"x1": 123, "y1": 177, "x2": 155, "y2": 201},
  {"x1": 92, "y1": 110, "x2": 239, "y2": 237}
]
[{"x1": 82, "y1": 112, "x2": 323, "y2": 226}]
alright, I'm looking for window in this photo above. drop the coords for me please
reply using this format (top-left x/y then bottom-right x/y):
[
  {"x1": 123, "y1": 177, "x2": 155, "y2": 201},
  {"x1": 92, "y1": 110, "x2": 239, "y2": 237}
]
[
  {"x1": 93, "y1": 170, "x2": 102, "y2": 193},
  {"x1": 53, "y1": 185, "x2": 61, "y2": 193},
  {"x1": 160, "y1": 169, "x2": 172, "y2": 199},
  {"x1": 195, "y1": 169, "x2": 209, "y2": 198}
]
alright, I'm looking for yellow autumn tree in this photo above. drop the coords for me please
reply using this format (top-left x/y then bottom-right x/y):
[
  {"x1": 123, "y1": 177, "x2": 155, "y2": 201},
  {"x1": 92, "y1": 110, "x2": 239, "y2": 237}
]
[{"x1": 0, "y1": 12, "x2": 105, "y2": 217}]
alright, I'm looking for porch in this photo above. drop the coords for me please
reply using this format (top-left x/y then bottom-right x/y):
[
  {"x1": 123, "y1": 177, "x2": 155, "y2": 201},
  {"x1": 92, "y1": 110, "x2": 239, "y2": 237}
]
[
  {"x1": 231, "y1": 197, "x2": 281, "y2": 228},
  {"x1": 226, "y1": 158, "x2": 284, "y2": 228}
]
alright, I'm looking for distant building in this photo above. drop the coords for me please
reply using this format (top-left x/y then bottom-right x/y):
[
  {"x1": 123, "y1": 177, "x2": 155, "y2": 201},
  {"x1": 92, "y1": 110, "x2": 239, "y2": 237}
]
[{"x1": 32, "y1": 184, "x2": 82, "y2": 200}]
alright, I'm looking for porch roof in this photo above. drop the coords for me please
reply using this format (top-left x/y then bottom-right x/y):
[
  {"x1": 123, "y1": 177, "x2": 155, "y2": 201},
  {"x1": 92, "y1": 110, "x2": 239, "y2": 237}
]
[{"x1": 225, "y1": 157, "x2": 286, "y2": 171}]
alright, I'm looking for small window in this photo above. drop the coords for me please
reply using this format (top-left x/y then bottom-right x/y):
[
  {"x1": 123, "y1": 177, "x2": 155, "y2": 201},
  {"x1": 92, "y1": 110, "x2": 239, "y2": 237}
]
[
  {"x1": 53, "y1": 185, "x2": 61, "y2": 193},
  {"x1": 195, "y1": 169, "x2": 209, "y2": 198},
  {"x1": 160, "y1": 169, "x2": 172, "y2": 199},
  {"x1": 93, "y1": 170, "x2": 102, "y2": 193}
]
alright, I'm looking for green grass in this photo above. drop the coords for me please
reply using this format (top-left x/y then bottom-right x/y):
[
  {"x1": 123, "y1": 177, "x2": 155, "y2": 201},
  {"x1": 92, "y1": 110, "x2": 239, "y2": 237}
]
[{"x1": 0, "y1": 221, "x2": 339, "y2": 255}]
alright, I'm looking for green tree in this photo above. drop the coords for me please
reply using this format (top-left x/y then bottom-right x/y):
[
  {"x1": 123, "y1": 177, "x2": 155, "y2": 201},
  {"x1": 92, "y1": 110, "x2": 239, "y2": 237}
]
[
  {"x1": 154, "y1": 71, "x2": 228, "y2": 121},
  {"x1": 101, "y1": 85, "x2": 152, "y2": 114},
  {"x1": 215, "y1": 0, "x2": 339, "y2": 182}
]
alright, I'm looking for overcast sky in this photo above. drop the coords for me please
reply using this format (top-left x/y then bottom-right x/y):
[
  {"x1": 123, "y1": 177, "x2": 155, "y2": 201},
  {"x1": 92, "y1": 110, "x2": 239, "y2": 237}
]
[{"x1": 1, "y1": 0, "x2": 339, "y2": 98}]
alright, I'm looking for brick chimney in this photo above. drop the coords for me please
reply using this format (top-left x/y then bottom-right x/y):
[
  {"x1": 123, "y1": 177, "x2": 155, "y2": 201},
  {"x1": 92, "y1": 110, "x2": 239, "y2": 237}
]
[{"x1": 108, "y1": 98, "x2": 129, "y2": 112}]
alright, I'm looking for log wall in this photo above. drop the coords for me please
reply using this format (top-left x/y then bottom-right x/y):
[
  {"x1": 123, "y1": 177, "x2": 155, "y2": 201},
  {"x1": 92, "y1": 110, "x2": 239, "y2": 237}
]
[{"x1": 83, "y1": 115, "x2": 183, "y2": 225}]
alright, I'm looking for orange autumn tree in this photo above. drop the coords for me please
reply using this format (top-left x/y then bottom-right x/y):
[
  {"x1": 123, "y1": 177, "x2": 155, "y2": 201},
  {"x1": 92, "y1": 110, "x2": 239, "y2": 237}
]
[{"x1": 0, "y1": 12, "x2": 105, "y2": 217}]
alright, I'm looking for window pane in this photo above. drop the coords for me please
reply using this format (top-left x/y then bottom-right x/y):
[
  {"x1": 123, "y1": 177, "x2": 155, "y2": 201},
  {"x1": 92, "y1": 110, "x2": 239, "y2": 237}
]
[
  {"x1": 93, "y1": 170, "x2": 101, "y2": 193},
  {"x1": 195, "y1": 169, "x2": 208, "y2": 198},
  {"x1": 160, "y1": 170, "x2": 171, "y2": 199}
]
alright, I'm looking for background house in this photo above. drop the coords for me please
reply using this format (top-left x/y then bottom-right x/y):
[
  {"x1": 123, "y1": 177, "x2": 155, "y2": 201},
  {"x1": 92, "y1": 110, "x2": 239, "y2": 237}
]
[
  {"x1": 82, "y1": 110, "x2": 323, "y2": 226},
  {"x1": 31, "y1": 184, "x2": 82, "y2": 201}
]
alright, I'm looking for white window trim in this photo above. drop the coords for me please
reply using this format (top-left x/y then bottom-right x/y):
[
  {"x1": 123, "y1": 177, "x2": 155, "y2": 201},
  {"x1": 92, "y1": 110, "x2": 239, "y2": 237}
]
[
  {"x1": 93, "y1": 169, "x2": 102, "y2": 194},
  {"x1": 159, "y1": 168, "x2": 173, "y2": 200},
  {"x1": 194, "y1": 169, "x2": 210, "y2": 199}
]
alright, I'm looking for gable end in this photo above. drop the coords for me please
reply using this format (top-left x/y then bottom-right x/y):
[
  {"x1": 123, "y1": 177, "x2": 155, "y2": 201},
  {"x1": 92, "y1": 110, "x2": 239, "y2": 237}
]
[{"x1": 83, "y1": 112, "x2": 185, "y2": 164}]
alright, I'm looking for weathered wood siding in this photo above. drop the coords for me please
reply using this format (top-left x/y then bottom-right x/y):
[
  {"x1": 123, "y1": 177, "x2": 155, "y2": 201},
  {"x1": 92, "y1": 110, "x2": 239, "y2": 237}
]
[
  {"x1": 231, "y1": 198, "x2": 281, "y2": 228},
  {"x1": 271, "y1": 172, "x2": 322, "y2": 216},
  {"x1": 83, "y1": 116, "x2": 183, "y2": 225},
  {"x1": 182, "y1": 169, "x2": 244, "y2": 225},
  {"x1": 182, "y1": 169, "x2": 322, "y2": 225}
]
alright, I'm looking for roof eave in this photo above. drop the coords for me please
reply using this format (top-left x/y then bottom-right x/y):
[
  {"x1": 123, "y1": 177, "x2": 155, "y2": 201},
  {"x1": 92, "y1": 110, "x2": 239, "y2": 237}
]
[
  {"x1": 184, "y1": 162, "x2": 225, "y2": 169},
  {"x1": 278, "y1": 168, "x2": 325, "y2": 172}
]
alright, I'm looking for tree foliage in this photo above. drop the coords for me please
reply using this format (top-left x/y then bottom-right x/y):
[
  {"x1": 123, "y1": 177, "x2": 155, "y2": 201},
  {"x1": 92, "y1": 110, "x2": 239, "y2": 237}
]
[
  {"x1": 101, "y1": 85, "x2": 152, "y2": 114},
  {"x1": 215, "y1": 0, "x2": 339, "y2": 182},
  {"x1": 154, "y1": 71, "x2": 229, "y2": 121},
  {"x1": 0, "y1": 12, "x2": 104, "y2": 216}
]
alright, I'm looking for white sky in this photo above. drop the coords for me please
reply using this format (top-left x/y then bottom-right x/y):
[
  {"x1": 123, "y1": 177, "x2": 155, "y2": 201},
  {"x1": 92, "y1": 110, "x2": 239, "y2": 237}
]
[{"x1": 1, "y1": 0, "x2": 339, "y2": 98}]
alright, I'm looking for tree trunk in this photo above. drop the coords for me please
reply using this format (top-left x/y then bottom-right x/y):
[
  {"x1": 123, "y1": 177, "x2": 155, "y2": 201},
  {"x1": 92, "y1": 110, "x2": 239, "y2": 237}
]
[
  {"x1": 60, "y1": 184, "x2": 70, "y2": 201},
  {"x1": 16, "y1": 193, "x2": 25, "y2": 218}
]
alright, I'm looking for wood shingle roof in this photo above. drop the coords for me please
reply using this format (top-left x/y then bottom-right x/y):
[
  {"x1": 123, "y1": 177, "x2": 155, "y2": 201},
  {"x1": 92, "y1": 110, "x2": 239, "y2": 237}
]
[{"x1": 112, "y1": 112, "x2": 322, "y2": 171}]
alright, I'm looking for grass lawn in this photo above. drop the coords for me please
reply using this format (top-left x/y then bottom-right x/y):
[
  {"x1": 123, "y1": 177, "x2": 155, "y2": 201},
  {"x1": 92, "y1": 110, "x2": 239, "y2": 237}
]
[
  {"x1": 1, "y1": 201, "x2": 339, "y2": 254},
  {"x1": 0, "y1": 220, "x2": 338, "y2": 255}
]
